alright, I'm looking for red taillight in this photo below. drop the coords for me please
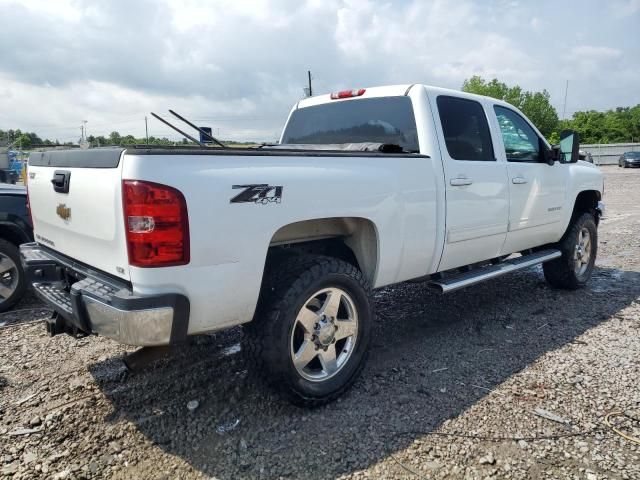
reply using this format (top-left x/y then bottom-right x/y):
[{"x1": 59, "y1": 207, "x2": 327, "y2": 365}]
[
  {"x1": 330, "y1": 88, "x2": 366, "y2": 100},
  {"x1": 122, "y1": 180, "x2": 190, "y2": 267}
]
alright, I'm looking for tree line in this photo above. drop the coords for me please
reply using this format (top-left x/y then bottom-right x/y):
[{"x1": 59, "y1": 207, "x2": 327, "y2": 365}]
[
  {"x1": 86, "y1": 133, "x2": 253, "y2": 147},
  {"x1": 87, "y1": 132, "x2": 178, "y2": 147},
  {"x1": 0, "y1": 129, "x2": 70, "y2": 148},
  {"x1": 462, "y1": 76, "x2": 640, "y2": 144},
  {"x1": 0, "y1": 129, "x2": 189, "y2": 149},
  {"x1": 1, "y1": 129, "x2": 254, "y2": 149}
]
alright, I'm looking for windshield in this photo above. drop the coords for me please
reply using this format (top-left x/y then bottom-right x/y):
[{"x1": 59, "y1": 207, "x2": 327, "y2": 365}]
[
  {"x1": 281, "y1": 96, "x2": 419, "y2": 152},
  {"x1": 625, "y1": 152, "x2": 640, "y2": 158}
]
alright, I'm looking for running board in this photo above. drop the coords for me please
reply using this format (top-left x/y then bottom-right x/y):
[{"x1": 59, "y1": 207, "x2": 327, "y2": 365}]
[{"x1": 429, "y1": 249, "x2": 562, "y2": 294}]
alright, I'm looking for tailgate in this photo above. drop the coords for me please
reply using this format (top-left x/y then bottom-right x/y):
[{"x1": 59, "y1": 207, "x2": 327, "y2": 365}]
[{"x1": 28, "y1": 149, "x2": 130, "y2": 281}]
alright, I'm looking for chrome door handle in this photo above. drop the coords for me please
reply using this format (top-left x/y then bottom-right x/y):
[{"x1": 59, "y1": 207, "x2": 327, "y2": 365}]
[
  {"x1": 450, "y1": 177, "x2": 473, "y2": 186},
  {"x1": 512, "y1": 177, "x2": 527, "y2": 184}
]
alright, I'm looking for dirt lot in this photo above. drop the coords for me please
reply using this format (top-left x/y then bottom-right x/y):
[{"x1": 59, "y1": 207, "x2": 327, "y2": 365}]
[{"x1": 1, "y1": 166, "x2": 639, "y2": 480}]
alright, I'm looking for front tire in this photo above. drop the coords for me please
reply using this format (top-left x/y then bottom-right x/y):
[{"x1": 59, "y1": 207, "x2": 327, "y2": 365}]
[
  {"x1": 244, "y1": 255, "x2": 372, "y2": 406},
  {"x1": 0, "y1": 239, "x2": 27, "y2": 312},
  {"x1": 543, "y1": 212, "x2": 597, "y2": 289}
]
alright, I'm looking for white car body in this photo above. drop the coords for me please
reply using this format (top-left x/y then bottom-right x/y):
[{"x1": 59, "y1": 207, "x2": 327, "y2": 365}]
[{"x1": 23, "y1": 84, "x2": 603, "y2": 346}]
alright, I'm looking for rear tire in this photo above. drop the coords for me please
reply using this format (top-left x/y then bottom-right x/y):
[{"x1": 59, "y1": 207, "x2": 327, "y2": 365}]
[
  {"x1": 244, "y1": 255, "x2": 372, "y2": 406},
  {"x1": 543, "y1": 212, "x2": 597, "y2": 289},
  {"x1": 0, "y1": 239, "x2": 27, "y2": 312}
]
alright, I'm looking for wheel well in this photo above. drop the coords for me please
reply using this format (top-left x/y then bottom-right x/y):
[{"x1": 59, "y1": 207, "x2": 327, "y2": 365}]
[
  {"x1": 266, "y1": 217, "x2": 378, "y2": 284},
  {"x1": 0, "y1": 224, "x2": 30, "y2": 247},
  {"x1": 572, "y1": 190, "x2": 601, "y2": 224}
]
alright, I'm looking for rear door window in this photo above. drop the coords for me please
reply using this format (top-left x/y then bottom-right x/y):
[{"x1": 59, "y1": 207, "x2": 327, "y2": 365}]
[
  {"x1": 281, "y1": 96, "x2": 419, "y2": 152},
  {"x1": 436, "y1": 96, "x2": 495, "y2": 161}
]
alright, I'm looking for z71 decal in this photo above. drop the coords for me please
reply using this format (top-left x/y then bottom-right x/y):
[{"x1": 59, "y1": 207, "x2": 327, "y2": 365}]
[{"x1": 230, "y1": 184, "x2": 283, "y2": 204}]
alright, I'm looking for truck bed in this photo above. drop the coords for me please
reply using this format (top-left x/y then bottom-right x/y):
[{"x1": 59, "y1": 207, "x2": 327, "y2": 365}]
[{"x1": 27, "y1": 146, "x2": 437, "y2": 336}]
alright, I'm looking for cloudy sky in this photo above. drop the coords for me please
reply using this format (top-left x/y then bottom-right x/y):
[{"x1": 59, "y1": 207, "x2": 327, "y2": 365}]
[{"x1": 0, "y1": 0, "x2": 638, "y2": 142}]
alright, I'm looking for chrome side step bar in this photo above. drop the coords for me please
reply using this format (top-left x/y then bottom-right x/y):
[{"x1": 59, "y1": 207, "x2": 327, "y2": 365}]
[{"x1": 429, "y1": 249, "x2": 562, "y2": 294}]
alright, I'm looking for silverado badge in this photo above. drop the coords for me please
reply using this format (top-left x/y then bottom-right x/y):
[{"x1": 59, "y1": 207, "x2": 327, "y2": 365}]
[{"x1": 56, "y1": 203, "x2": 71, "y2": 220}]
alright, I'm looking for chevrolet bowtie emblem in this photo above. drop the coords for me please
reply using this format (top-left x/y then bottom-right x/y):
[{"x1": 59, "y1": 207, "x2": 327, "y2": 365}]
[{"x1": 56, "y1": 203, "x2": 71, "y2": 220}]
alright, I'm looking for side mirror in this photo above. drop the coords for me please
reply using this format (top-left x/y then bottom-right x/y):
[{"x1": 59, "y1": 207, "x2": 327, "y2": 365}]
[
  {"x1": 559, "y1": 130, "x2": 580, "y2": 163},
  {"x1": 541, "y1": 138, "x2": 556, "y2": 166},
  {"x1": 547, "y1": 145, "x2": 561, "y2": 165}
]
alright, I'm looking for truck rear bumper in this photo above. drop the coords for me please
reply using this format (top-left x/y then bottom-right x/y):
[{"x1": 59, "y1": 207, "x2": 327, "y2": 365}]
[{"x1": 20, "y1": 243, "x2": 189, "y2": 346}]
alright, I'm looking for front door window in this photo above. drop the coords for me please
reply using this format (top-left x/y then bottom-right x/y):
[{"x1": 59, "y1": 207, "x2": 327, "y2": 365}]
[{"x1": 494, "y1": 106, "x2": 542, "y2": 163}]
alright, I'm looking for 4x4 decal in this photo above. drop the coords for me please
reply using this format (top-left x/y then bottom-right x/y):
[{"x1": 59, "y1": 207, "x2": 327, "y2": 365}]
[{"x1": 230, "y1": 184, "x2": 283, "y2": 204}]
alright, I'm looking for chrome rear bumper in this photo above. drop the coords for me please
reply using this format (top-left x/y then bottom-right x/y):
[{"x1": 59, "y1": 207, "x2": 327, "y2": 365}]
[{"x1": 20, "y1": 243, "x2": 189, "y2": 346}]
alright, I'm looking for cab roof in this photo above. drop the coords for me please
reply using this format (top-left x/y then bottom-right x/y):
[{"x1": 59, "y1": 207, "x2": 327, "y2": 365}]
[{"x1": 295, "y1": 83, "x2": 515, "y2": 110}]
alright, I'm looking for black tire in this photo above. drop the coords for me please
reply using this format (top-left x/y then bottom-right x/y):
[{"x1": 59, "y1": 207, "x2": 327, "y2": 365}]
[
  {"x1": 543, "y1": 212, "x2": 597, "y2": 289},
  {"x1": 244, "y1": 255, "x2": 372, "y2": 406},
  {"x1": 0, "y1": 239, "x2": 27, "y2": 312}
]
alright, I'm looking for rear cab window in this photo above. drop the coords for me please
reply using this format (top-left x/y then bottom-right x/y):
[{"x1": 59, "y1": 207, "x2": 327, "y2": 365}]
[
  {"x1": 436, "y1": 96, "x2": 495, "y2": 161},
  {"x1": 281, "y1": 96, "x2": 419, "y2": 152}
]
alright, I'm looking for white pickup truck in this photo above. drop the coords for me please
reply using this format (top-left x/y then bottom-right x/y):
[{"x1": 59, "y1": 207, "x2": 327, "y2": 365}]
[{"x1": 22, "y1": 84, "x2": 604, "y2": 405}]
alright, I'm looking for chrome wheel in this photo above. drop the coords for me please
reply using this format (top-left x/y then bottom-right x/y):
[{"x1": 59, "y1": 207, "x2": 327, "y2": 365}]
[
  {"x1": 0, "y1": 253, "x2": 18, "y2": 302},
  {"x1": 290, "y1": 287, "x2": 358, "y2": 382},
  {"x1": 574, "y1": 227, "x2": 592, "y2": 277}
]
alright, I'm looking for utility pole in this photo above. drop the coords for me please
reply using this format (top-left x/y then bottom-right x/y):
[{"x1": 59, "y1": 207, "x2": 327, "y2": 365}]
[
  {"x1": 562, "y1": 80, "x2": 569, "y2": 120},
  {"x1": 308, "y1": 70, "x2": 313, "y2": 97},
  {"x1": 145, "y1": 116, "x2": 149, "y2": 144}
]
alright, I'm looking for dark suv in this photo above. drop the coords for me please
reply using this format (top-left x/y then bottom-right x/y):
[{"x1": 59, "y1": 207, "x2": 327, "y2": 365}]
[
  {"x1": 619, "y1": 151, "x2": 640, "y2": 168},
  {"x1": 0, "y1": 184, "x2": 33, "y2": 311}
]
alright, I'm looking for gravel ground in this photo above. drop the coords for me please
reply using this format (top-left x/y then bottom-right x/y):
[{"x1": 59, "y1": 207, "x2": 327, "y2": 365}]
[{"x1": 1, "y1": 165, "x2": 639, "y2": 480}]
